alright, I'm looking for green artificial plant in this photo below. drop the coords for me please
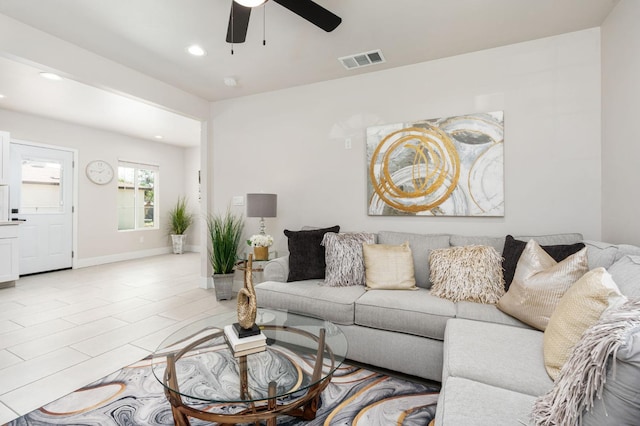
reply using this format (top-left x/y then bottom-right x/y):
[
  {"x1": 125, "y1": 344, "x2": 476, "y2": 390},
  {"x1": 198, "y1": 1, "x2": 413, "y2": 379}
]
[
  {"x1": 206, "y1": 208, "x2": 244, "y2": 274},
  {"x1": 168, "y1": 196, "x2": 193, "y2": 235}
]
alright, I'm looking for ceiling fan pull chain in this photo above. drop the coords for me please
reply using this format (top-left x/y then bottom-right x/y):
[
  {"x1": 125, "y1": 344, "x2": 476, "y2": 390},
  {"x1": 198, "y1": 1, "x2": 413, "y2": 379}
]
[
  {"x1": 263, "y1": 3, "x2": 266, "y2": 46},
  {"x1": 231, "y1": 0, "x2": 235, "y2": 54}
]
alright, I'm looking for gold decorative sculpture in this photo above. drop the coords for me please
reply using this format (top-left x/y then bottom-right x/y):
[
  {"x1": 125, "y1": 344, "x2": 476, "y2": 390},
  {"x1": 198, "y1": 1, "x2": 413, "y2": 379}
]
[{"x1": 237, "y1": 254, "x2": 257, "y2": 329}]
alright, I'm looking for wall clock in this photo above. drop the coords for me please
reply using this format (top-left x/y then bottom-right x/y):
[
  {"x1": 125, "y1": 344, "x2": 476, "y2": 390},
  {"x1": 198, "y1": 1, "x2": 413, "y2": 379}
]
[{"x1": 86, "y1": 160, "x2": 114, "y2": 185}]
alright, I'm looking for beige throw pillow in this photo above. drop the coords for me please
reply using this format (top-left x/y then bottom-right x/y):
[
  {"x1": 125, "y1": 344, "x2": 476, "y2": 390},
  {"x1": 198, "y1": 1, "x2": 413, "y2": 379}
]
[
  {"x1": 543, "y1": 267, "x2": 627, "y2": 380},
  {"x1": 362, "y1": 242, "x2": 417, "y2": 290},
  {"x1": 497, "y1": 239, "x2": 588, "y2": 331},
  {"x1": 429, "y1": 245, "x2": 505, "y2": 303}
]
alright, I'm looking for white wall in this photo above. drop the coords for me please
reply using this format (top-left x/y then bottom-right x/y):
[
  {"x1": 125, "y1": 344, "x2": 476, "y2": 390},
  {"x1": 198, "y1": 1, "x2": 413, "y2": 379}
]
[
  {"x1": 0, "y1": 108, "x2": 189, "y2": 265},
  {"x1": 601, "y1": 0, "x2": 640, "y2": 245},
  {"x1": 184, "y1": 146, "x2": 202, "y2": 251},
  {"x1": 211, "y1": 29, "x2": 602, "y2": 256}
]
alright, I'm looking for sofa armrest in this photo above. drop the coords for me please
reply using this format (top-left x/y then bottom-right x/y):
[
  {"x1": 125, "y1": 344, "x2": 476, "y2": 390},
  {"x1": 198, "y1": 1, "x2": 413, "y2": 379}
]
[{"x1": 263, "y1": 255, "x2": 289, "y2": 282}]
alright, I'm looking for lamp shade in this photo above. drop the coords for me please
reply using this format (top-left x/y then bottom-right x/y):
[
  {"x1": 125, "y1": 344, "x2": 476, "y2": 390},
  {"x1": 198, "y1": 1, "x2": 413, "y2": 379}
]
[{"x1": 246, "y1": 193, "x2": 277, "y2": 218}]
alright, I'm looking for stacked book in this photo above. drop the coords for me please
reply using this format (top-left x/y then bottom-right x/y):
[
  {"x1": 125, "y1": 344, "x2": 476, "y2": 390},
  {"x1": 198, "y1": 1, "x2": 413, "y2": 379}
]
[{"x1": 224, "y1": 324, "x2": 267, "y2": 357}]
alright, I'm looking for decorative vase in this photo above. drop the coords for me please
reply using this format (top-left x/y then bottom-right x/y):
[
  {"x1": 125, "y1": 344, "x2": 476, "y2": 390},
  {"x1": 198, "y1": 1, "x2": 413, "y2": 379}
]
[
  {"x1": 213, "y1": 273, "x2": 235, "y2": 301},
  {"x1": 171, "y1": 234, "x2": 186, "y2": 254},
  {"x1": 237, "y1": 255, "x2": 257, "y2": 329},
  {"x1": 253, "y1": 246, "x2": 269, "y2": 261}
]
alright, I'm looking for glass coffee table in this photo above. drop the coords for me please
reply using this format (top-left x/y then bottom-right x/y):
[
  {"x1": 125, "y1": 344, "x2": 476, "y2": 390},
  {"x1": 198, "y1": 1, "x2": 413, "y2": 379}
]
[{"x1": 151, "y1": 309, "x2": 348, "y2": 426}]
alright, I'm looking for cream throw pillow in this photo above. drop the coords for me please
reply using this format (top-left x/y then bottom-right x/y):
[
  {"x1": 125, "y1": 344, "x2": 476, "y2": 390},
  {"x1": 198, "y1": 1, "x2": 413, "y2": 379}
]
[
  {"x1": 362, "y1": 242, "x2": 417, "y2": 290},
  {"x1": 497, "y1": 239, "x2": 588, "y2": 331},
  {"x1": 544, "y1": 267, "x2": 627, "y2": 380},
  {"x1": 429, "y1": 245, "x2": 505, "y2": 303}
]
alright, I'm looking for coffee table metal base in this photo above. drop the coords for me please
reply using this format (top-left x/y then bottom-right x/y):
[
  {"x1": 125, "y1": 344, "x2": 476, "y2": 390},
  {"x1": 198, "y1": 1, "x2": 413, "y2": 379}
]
[{"x1": 162, "y1": 327, "x2": 330, "y2": 426}]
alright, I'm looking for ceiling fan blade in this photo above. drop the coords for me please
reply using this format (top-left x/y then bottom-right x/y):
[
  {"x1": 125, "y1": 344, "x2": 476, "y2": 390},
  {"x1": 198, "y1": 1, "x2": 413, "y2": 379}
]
[
  {"x1": 226, "y1": 2, "x2": 252, "y2": 43},
  {"x1": 273, "y1": 0, "x2": 341, "y2": 32}
]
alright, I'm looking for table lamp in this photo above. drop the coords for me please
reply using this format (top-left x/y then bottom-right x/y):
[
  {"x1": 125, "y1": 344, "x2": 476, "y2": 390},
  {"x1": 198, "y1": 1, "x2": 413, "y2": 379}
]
[{"x1": 246, "y1": 193, "x2": 277, "y2": 235}]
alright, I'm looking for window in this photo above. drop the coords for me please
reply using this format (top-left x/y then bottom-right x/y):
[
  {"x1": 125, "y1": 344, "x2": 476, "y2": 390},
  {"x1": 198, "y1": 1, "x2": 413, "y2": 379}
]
[
  {"x1": 20, "y1": 158, "x2": 64, "y2": 213},
  {"x1": 117, "y1": 161, "x2": 158, "y2": 230}
]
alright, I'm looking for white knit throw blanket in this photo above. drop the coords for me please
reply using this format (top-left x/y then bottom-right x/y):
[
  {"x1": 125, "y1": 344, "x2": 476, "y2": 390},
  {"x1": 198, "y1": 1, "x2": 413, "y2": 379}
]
[{"x1": 531, "y1": 298, "x2": 640, "y2": 426}]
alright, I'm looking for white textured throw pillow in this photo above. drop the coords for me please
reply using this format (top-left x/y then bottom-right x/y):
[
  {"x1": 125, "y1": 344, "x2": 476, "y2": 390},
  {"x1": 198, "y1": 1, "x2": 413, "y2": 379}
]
[
  {"x1": 362, "y1": 242, "x2": 416, "y2": 290},
  {"x1": 321, "y1": 232, "x2": 376, "y2": 286},
  {"x1": 429, "y1": 245, "x2": 505, "y2": 303}
]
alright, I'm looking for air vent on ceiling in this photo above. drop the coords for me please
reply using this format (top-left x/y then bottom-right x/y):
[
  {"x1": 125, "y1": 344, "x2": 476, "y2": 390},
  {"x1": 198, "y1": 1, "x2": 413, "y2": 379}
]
[{"x1": 338, "y1": 49, "x2": 385, "y2": 70}]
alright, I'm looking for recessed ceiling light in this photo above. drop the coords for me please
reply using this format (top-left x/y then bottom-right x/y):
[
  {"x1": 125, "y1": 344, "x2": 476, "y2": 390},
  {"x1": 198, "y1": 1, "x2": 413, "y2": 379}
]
[
  {"x1": 40, "y1": 72, "x2": 63, "y2": 81},
  {"x1": 154, "y1": 135, "x2": 163, "y2": 139},
  {"x1": 0, "y1": 94, "x2": 5, "y2": 99},
  {"x1": 187, "y1": 45, "x2": 206, "y2": 57}
]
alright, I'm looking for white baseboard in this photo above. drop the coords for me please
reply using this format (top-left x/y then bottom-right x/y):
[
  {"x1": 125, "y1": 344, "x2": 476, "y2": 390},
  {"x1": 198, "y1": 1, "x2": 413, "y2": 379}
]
[
  {"x1": 200, "y1": 275, "x2": 213, "y2": 289},
  {"x1": 76, "y1": 247, "x2": 173, "y2": 268},
  {"x1": 186, "y1": 244, "x2": 200, "y2": 253}
]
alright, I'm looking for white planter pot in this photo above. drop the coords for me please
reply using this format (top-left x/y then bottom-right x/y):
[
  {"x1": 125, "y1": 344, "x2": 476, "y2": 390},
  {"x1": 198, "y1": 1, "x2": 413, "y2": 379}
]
[
  {"x1": 213, "y1": 273, "x2": 235, "y2": 301},
  {"x1": 171, "y1": 234, "x2": 186, "y2": 254}
]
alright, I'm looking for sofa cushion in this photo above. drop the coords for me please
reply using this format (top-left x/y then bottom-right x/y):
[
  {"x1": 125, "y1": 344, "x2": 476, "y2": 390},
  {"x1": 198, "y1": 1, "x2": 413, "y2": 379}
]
[
  {"x1": 284, "y1": 225, "x2": 340, "y2": 282},
  {"x1": 455, "y1": 301, "x2": 531, "y2": 329},
  {"x1": 497, "y1": 240, "x2": 588, "y2": 331},
  {"x1": 608, "y1": 255, "x2": 640, "y2": 299},
  {"x1": 362, "y1": 242, "x2": 417, "y2": 290},
  {"x1": 544, "y1": 267, "x2": 626, "y2": 380},
  {"x1": 449, "y1": 235, "x2": 506, "y2": 253},
  {"x1": 321, "y1": 232, "x2": 375, "y2": 287},
  {"x1": 263, "y1": 256, "x2": 289, "y2": 283},
  {"x1": 377, "y1": 231, "x2": 450, "y2": 289},
  {"x1": 429, "y1": 245, "x2": 505, "y2": 303},
  {"x1": 254, "y1": 280, "x2": 365, "y2": 325},
  {"x1": 355, "y1": 289, "x2": 455, "y2": 341},
  {"x1": 435, "y1": 377, "x2": 537, "y2": 426},
  {"x1": 515, "y1": 233, "x2": 584, "y2": 245},
  {"x1": 502, "y1": 234, "x2": 585, "y2": 290},
  {"x1": 613, "y1": 244, "x2": 640, "y2": 262},
  {"x1": 583, "y1": 240, "x2": 621, "y2": 270},
  {"x1": 443, "y1": 318, "x2": 553, "y2": 397}
]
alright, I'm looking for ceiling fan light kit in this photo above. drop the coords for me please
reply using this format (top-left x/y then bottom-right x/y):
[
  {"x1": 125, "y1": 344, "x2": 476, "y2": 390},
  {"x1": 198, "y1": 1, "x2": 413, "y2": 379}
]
[
  {"x1": 234, "y1": 0, "x2": 267, "y2": 7},
  {"x1": 226, "y1": 0, "x2": 341, "y2": 45}
]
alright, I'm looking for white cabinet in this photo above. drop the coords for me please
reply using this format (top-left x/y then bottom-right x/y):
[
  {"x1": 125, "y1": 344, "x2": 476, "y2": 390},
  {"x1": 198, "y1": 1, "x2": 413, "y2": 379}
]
[
  {"x1": 0, "y1": 131, "x2": 9, "y2": 185},
  {"x1": 0, "y1": 224, "x2": 19, "y2": 285}
]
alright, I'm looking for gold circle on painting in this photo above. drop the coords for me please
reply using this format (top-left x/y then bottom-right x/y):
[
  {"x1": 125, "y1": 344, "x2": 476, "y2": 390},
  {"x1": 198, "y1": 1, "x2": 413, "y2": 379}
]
[{"x1": 369, "y1": 126, "x2": 460, "y2": 213}]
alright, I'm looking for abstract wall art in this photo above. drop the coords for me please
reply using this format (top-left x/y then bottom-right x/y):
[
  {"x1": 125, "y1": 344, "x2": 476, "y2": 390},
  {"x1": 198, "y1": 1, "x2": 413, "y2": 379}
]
[{"x1": 366, "y1": 111, "x2": 504, "y2": 217}]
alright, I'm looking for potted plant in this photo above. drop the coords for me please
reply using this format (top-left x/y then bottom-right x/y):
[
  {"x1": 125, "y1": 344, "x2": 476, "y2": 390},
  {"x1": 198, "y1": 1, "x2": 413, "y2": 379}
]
[
  {"x1": 206, "y1": 207, "x2": 244, "y2": 301},
  {"x1": 247, "y1": 234, "x2": 274, "y2": 260},
  {"x1": 168, "y1": 196, "x2": 193, "y2": 254}
]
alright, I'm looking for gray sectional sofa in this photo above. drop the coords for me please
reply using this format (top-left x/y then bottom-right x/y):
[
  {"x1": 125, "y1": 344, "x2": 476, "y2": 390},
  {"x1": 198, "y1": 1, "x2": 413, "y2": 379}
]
[{"x1": 254, "y1": 231, "x2": 640, "y2": 425}]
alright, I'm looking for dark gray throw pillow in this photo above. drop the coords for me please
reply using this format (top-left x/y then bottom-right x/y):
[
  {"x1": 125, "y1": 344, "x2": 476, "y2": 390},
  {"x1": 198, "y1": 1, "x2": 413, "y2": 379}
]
[
  {"x1": 284, "y1": 225, "x2": 340, "y2": 282},
  {"x1": 501, "y1": 235, "x2": 585, "y2": 290}
]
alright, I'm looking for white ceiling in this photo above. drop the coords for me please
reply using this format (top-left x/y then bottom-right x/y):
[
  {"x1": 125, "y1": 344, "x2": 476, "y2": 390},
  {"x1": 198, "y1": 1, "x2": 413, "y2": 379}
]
[{"x1": 0, "y1": 0, "x2": 619, "y2": 147}]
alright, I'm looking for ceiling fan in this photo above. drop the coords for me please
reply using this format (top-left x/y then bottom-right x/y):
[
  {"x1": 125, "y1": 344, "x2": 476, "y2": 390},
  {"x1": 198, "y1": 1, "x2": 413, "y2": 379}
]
[{"x1": 226, "y1": 0, "x2": 342, "y2": 44}]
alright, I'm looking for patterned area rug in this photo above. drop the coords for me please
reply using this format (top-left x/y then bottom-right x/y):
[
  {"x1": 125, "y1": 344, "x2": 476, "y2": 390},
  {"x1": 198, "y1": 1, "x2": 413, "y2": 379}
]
[{"x1": 6, "y1": 355, "x2": 439, "y2": 425}]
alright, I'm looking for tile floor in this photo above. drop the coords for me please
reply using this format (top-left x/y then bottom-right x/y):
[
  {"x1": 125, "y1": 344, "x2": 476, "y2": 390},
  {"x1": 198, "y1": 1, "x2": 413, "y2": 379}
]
[{"x1": 0, "y1": 252, "x2": 235, "y2": 424}]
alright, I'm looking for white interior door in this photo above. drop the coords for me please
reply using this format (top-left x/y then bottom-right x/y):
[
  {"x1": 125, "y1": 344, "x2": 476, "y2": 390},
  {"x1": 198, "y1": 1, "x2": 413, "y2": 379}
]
[{"x1": 9, "y1": 143, "x2": 74, "y2": 275}]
